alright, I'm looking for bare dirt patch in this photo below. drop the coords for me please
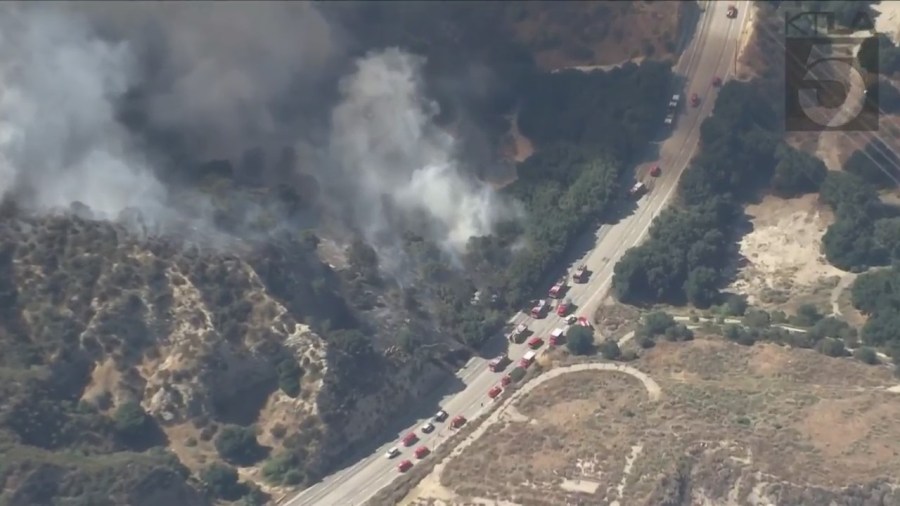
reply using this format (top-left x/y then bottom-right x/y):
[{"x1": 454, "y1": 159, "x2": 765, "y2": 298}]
[
  {"x1": 424, "y1": 338, "x2": 900, "y2": 505},
  {"x1": 729, "y1": 194, "x2": 844, "y2": 313},
  {"x1": 502, "y1": 2, "x2": 682, "y2": 72}
]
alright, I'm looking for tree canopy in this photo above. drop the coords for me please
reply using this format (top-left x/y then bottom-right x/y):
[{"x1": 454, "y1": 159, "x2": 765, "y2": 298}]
[
  {"x1": 612, "y1": 81, "x2": 783, "y2": 306},
  {"x1": 566, "y1": 325, "x2": 594, "y2": 355},
  {"x1": 818, "y1": 169, "x2": 899, "y2": 271},
  {"x1": 851, "y1": 267, "x2": 900, "y2": 353},
  {"x1": 214, "y1": 425, "x2": 263, "y2": 466}
]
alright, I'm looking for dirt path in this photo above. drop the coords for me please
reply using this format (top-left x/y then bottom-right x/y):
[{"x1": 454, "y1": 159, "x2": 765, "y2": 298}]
[
  {"x1": 830, "y1": 273, "x2": 857, "y2": 317},
  {"x1": 399, "y1": 363, "x2": 662, "y2": 505},
  {"x1": 671, "y1": 315, "x2": 807, "y2": 333}
]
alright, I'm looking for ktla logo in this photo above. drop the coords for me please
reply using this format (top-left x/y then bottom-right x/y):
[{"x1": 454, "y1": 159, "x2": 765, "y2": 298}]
[{"x1": 784, "y1": 10, "x2": 878, "y2": 132}]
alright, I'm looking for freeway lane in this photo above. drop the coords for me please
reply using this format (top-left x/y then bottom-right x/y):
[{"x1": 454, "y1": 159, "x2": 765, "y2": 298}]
[{"x1": 285, "y1": 2, "x2": 750, "y2": 505}]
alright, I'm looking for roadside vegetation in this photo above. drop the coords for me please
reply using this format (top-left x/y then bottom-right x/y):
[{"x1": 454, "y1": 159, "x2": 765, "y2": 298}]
[
  {"x1": 630, "y1": 305, "x2": 886, "y2": 370},
  {"x1": 415, "y1": 61, "x2": 673, "y2": 348},
  {"x1": 611, "y1": 80, "x2": 812, "y2": 308}
]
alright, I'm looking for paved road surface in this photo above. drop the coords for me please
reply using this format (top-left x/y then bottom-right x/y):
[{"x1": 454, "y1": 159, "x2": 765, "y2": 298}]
[{"x1": 284, "y1": 2, "x2": 751, "y2": 505}]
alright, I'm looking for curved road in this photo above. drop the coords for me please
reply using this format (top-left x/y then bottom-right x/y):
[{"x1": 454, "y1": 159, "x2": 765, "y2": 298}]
[
  {"x1": 284, "y1": 2, "x2": 751, "y2": 505},
  {"x1": 422, "y1": 362, "x2": 663, "y2": 477}
]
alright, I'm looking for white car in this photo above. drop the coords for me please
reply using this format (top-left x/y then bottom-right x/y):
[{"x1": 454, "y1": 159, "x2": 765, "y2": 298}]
[
  {"x1": 421, "y1": 422, "x2": 435, "y2": 434},
  {"x1": 566, "y1": 314, "x2": 577, "y2": 325},
  {"x1": 385, "y1": 447, "x2": 400, "y2": 459}
]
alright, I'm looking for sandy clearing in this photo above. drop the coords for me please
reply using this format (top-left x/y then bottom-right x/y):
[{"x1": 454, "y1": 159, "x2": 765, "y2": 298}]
[
  {"x1": 729, "y1": 194, "x2": 843, "y2": 309},
  {"x1": 874, "y1": 2, "x2": 900, "y2": 45}
]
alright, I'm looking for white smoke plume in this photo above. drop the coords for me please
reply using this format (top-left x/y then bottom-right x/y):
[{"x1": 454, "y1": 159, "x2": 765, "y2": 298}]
[
  {"x1": 327, "y1": 48, "x2": 523, "y2": 267},
  {"x1": 69, "y1": 1, "x2": 343, "y2": 161},
  {"x1": 0, "y1": 4, "x2": 169, "y2": 222},
  {"x1": 0, "y1": 3, "x2": 521, "y2": 263}
]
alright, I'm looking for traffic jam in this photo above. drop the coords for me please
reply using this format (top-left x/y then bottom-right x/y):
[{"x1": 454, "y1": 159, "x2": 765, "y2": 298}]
[
  {"x1": 387, "y1": 266, "x2": 593, "y2": 472},
  {"x1": 386, "y1": 408, "x2": 466, "y2": 472}
]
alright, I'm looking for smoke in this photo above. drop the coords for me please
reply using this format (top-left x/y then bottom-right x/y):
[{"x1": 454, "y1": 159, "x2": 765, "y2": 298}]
[
  {"x1": 0, "y1": 4, "x2": 170, "y2": 222},
  {"x1": 69, "y1": 1, "x2": 343, "y2": 161},
  {"x1": 327, "y1": 48, "x2": 522, "y2": 268},
  {"x1": 0, "y1": 3, "x2": 520, "y2": 265}
]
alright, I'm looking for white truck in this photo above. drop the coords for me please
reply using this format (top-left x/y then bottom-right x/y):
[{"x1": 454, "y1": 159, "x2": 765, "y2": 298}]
[
  {"x1": 520, "y1": 350, "x2": 537, "y2": 368},
  {"x1": 508, "y1": 323, "x2": 528, "y2": 343},
  {"x1": 629, "y1": 182, "x2": 648, "y2": 197},
  {"x1": 665, "y1": 93, "x2": 680, "y2": 125}
]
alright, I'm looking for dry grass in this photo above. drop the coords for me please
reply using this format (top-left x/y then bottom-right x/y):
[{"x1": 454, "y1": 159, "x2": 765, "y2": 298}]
[{"x1": 425, "y1": 337, "x2": 900, "y2": 505}]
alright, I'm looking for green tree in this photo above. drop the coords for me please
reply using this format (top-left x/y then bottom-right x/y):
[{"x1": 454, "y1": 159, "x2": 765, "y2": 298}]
[
  {"x1": 843, "y1": 140, "x2": 900, "y2": 188},
  {"x1": 276, "y1": 357, "x2": 304, "y2": 398},
  {"x1": 201, "y1": 463, "x2": 240, "y2": 499},
  {"x1": 215, "y1": 425, "x2": 263, "y2": 466},
  {"x1": 684, "y1": 267, "x2": 719, "y2": 308},
  {"x1": 113, "y1": 401, "x2": 150, "y2": 441},
  {"x1": 792, "y1": 304, "x2": 824, "y2": 327},
  {"x1": 878, "y1": 79, "x2": 900, "y2": 114},
  {"x1": 816, "y1": 338, "x2": 848, "y2": 358},
  {"x1": 598, "y1": 339, "x2": 621, "y2": 360},
  {"x1": 262, "y1": 452, "x2": 303, "y2": 485},
  {"x1": 239, "y1": 486, "x2": 270, "y2": 506},
  {"x1": 742, "y1": 309, "x2": 771, "y2": 328},
  {"x1": 566, "y1": 325, "x2": 595, "y2": 355},
  {"x1": 853, "y1": 346, "x2": 879, "y2": 365},
  {"x1": 642, "y1": 311, "x2": 675, "y2": 335},
  {"x1": 664, "y1": 324, "x2": 694, "y2": 342},
  {"x1": 770, "y1": 145, "x2": 828, "y2": 197},
  {"x1": 874, "y1": 217, "x2": 900, "y2": 260},
  {"x1": 725, "y1": 294, "x2": 748, "y2": 317}
]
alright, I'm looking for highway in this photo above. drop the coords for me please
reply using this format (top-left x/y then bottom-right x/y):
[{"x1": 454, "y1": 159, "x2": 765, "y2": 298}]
[{"x1": 284, "y1": 2, "x2": 751, "y2": 505}]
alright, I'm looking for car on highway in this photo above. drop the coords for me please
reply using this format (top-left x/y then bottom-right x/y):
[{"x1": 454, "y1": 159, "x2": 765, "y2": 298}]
[
  {"x1": 549, "y1": 327, "x2": 565, "y2": 346},
  {"x1": 556, "y1": 298, "x2": 572, "y2": 317},
  {"x1": 565, "y1": 314, "x2": 577, "y2": 325},
  {"x1": 401, "y1": 433, "x2": 418, "y2": 447},
  {"x1": 712, "y1": 76, "x2": 722, "y2": 87},
  {"x1": 727, "y1": 5, "x2": 737, "y2": 18},
  {"x1": 527, "y1": 336, "x2": 544, "y2": 349},
  {"x1": 577, "y1": 316, "x2": 591, "y2": 328},
  {"x1": 668, "y1": 93, "x2": 680, "y2": 109},
  {"x1": 433, "y1": 409, "x2": 448, "y2": 422},
  {"x1": 398, "y1": 459, "x2": 413, "y2": 472},
  {"x1": 520, "y1": 350, "x2": 537, "y2": 369},
  {"x1": 530, "y1": 299, "x2": 548, "y2": 319},
  {"x1": 501, "y1": 374, "x2": 512, "y2": 386},
  {"x1": 691, "y1": 93, "x2": 700, "y2": 107},
  {"x1": 573, "y1": 265, "x2": 589, "y2": 283},
  {"x1": 507, "y1": 322, "x2": 528, "y2": 343},
  {"x1": 414, "y1": 446, "x2": 430, "y2": 459},
  {"x1": 650, "y1": 165, "x2": 661, "y2": 177},
  {"x1": 385, "y1": 447, "x2": 400, "y2": 459},
  {"x1": 488, "y1": 355, "x2": 511, "y2": 372},
  {"x1": 421, "y1": 422, "x2": 435, "y2": 434},
  {"x1": 451, "y1": 415, "x2": 467, "y2": 429},
  {"x1": 488, "y1": 385, "x2": 502, "y2": 399}
]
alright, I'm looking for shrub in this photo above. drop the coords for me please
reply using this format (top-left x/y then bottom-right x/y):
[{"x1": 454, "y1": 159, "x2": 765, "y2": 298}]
[{"x1": 215, "y1": 425, "x2": 263, "y2": 466}]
